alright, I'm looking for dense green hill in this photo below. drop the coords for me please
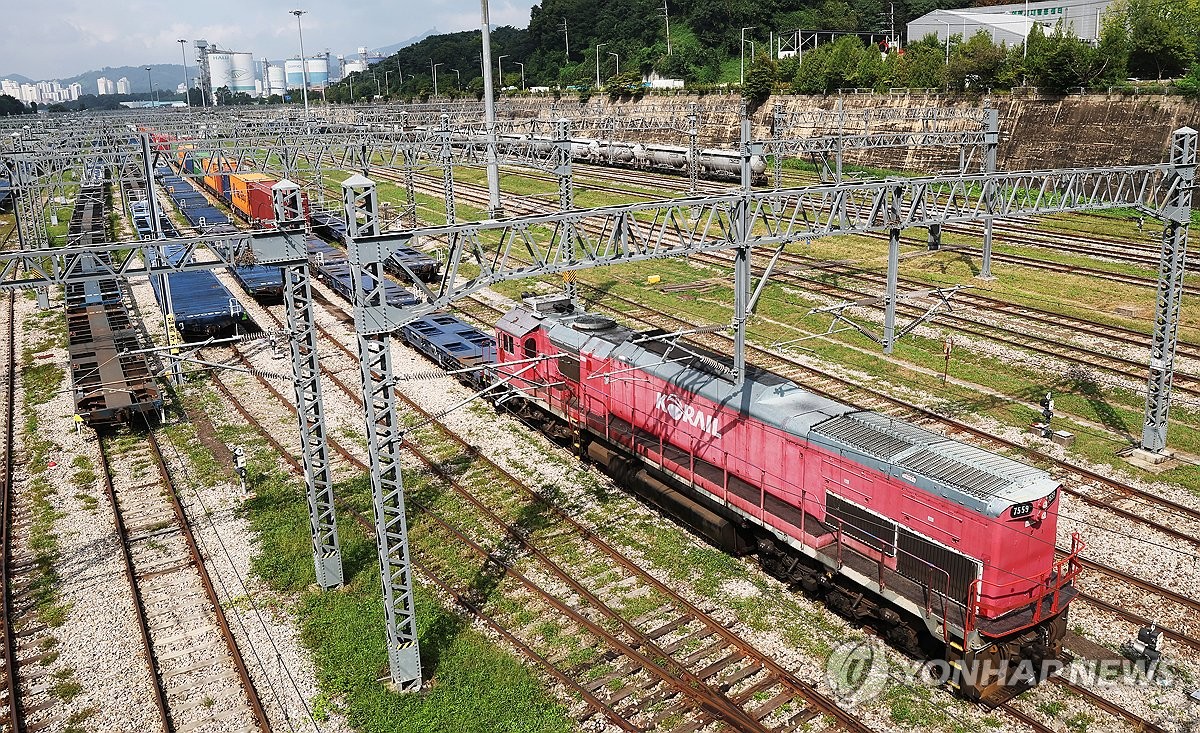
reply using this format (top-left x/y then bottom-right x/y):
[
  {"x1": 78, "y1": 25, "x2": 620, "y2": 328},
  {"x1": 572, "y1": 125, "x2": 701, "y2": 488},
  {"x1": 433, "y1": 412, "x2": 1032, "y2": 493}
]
[{"x1": 323, "y1": 0, "x2": 1199, "y2": 101}]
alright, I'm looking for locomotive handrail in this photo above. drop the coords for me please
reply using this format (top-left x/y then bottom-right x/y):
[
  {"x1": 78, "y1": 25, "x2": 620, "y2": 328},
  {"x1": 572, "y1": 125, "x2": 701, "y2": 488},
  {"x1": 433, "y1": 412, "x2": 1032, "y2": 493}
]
[{"x1": 965, "y1": 579, "x2": 982, "y2": 633}]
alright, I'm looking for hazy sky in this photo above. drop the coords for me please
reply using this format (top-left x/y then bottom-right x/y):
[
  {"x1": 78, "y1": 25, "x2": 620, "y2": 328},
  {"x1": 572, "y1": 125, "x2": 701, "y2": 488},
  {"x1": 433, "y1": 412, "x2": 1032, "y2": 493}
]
[{"x1": 4, "y1": 0, "x2": 538, "y2": 80}]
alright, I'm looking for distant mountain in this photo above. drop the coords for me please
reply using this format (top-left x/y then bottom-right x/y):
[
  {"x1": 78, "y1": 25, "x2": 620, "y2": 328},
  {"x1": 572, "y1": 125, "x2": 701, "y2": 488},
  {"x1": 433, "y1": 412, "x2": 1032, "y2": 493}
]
[
  {"x1": 58, "y1": 65, "x2": 187, "y2": 94},
  {"x1": 4, "y1": 31, "x2": 438, "y2": 92},
  {"x1": 327, "y1": 29, "x2": 438, "y2": 64},
  {"x1": 1, "y1": 65, "x2": 186, "y2": 94}
]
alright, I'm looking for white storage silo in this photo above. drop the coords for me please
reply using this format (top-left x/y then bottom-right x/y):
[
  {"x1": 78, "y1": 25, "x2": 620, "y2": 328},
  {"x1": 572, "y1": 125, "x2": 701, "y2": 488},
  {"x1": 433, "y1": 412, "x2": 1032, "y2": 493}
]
[
  {"x1": 208, "y1": 52, "x2": 235, "y2": 91},
  {"x1": 268, "y1": 65, "x2": 286, "y2": 96},
  {"x1": 344, "y1": 59, "x2": 369, "y2": 75},
  {"x1": 305, "y1": 57, "x2": 329, "y2": 88},
  {"x1": 229, "y1": 52, "x2": 256, "y2": 95},
  {"x1": 284, "y1": 59, "x2": 305, "y2": 88}
]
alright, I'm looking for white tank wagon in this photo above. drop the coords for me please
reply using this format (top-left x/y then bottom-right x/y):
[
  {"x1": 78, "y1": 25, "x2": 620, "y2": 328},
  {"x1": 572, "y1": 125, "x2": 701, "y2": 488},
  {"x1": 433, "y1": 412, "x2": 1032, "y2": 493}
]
[{"x1": 429, "y1": 128, "x2": 766, "y2": 182}]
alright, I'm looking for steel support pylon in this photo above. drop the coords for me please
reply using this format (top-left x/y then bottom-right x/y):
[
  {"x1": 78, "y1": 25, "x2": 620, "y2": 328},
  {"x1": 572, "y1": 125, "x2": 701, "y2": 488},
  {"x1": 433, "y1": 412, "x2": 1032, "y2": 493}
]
[
  {"x1": 272, "y1": 179, "x2": 305, "y2": 224},
  {"x1": 342, "y1": 173, "x2": 381, "y2": 238},
  {"x1": 283, "y1": 263, "x2": 344, "y2": 589},
  {"x1": 733, "y1": 104, "x2": 753, "y2": 386},
  {"x1": 11, "y1": 154, "x2": 50, "y2": 308},
  {"x1": 358, "y1": 331, "x2": 422, "y2": 690},
  {"x1": 1140, "y1": 126, "x2": 1197, "y2": 453},
  {"x1": 687, "y1": 103, "x2": 699, "y2": 195},
  {"x1": 979, "y1": 108, "x2": 999, "y2": 278},
  {"x1": 555, "y1": 118, "x2": 577, "y2": 303},
  {"x1": 883, "y1": 184, "x2": 903, "y2": 354},
  {"x1": 439, "y1": 116, "x2": 457, "y2": 226}
]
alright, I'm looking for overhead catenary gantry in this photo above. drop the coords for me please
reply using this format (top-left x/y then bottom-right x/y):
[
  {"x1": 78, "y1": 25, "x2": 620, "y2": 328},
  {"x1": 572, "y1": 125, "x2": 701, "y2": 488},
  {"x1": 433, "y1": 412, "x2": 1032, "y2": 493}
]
[
  {"x1": 0, "y1": 223, "x2": 345, "y2": 591},
  {"x1": 3, "y1": 105, "x2": 1194, "y2": 695},
  {"x1": 343, "y1": 128, "x2": 1194, "y2": 689}
]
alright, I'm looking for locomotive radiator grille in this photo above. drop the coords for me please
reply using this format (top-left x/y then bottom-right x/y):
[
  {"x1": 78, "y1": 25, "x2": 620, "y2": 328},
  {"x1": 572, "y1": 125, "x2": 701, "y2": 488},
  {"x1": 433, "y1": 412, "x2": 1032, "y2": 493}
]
[
  {"x1": 811, "y1": 414, "x2": 914, "y2": 461},
  {"x1": 897, "y1": 449, "x2": 1011, "y2": 499},
  {"x1": 813, "y1": 411, "x2": 1050, "y2": 508}
]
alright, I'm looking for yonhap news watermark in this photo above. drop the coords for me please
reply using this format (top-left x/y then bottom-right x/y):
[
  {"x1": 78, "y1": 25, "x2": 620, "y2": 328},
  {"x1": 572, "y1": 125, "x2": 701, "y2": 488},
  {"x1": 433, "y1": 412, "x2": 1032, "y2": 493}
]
[{"x1": 823, "y1": 639, "x2": 1172, "y2": 706}]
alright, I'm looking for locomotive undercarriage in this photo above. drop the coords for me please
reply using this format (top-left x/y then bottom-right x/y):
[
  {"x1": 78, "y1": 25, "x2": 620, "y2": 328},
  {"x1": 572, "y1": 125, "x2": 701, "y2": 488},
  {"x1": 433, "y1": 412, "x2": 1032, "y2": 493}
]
[
  {"x1": 755, "y1": 536, "x2": 1069, "y2": 704},
  {"x1": 493, "y1": 391, "x2": 1070, "y2": 704}
]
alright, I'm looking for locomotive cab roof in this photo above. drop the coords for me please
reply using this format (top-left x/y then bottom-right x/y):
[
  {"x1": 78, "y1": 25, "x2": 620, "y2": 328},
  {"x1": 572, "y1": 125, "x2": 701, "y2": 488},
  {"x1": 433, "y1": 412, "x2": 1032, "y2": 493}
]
[{"x1": 503, "y1": 300, "x2": 1058, "y2": 518}]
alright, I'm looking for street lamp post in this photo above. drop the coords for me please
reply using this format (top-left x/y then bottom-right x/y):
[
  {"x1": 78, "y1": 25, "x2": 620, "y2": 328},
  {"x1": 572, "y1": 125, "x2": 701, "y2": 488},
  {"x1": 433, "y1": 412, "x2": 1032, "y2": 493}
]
[
  {"x1": 595, "y1": 43, "x2": 607, "y2": 87},
  {"x1": 178, "y1": 40, "x2": 191, "y2": 107},
  {"x1": 431, "y1": 61, "x2": 443, "y2": 97},
  {"x1": 451, "y1": 68, "x2": 461, "y2": 89},
  {"x1": 290, "y1": 10, "x2": 311, "y2": 132},
  {"x1": 608, "y1": 52, "x2": 619, "y2": 76},
  {"x1": 938, "y1": 19, "x2": 951, "y2": 64},
  {"x1": 662, "y1": 0, "x2": 671, "y2": 55},
  {"x1": 497, "y1": 54, "x2": 508, "y2": 91},
  {"x1": 383, "y1": 70, "x2": 391, "y2": 98},
  {"x1": 740, "y1": 26, "x2": 756, "y2": 85},
  {"x1": 480, "y1": 0, "x2": 502, "y2": 217},
  {"x1": 514, "y1": 62, "x2": 524, "y2": 91},
  {"x1": 144, "y1": 67, "x2": 154, "y2": 106}
]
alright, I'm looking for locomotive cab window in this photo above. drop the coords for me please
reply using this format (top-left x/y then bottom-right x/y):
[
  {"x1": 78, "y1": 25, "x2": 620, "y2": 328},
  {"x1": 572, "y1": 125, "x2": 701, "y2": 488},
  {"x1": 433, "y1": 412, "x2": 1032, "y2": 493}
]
[
  {"x1": 523, "y1": 337, "x2": 538, "y2": 359},
  {"x1": 500, "y1": 333, "x2": 514, "y2": 353}
]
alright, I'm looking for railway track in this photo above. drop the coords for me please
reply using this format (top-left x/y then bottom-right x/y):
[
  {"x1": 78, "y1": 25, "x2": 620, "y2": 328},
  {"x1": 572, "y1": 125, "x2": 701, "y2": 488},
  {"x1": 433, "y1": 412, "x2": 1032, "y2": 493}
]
[
  {"x1": 449, "y1": 290, "x2": 1179, "y2": 733},
  {"x1": 0, "y1": 288, "x2": 19, "y2": 733},
  {"x1": 361, "y1": 165, "x2": 1200, "y2": 646},
  {"x1": 212, "y1": 279, "x2": 876, "y2": 732},
  {"x1": 234, "y1": 159, "x2": 1185, "y2": 731},
  {"x1": 96, "y1": 430, "x2": 270, "y2": 733}
]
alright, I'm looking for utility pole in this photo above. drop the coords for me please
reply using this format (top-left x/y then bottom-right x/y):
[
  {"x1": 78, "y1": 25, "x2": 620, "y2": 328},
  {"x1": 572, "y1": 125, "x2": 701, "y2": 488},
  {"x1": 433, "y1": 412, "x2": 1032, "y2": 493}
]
[
  {"x1": 480, "y1": 0, "x2": 503, "y2": 218},
  {"x1": 662, "y1": 0, "x2": 671, "y2": 55},
  {"x1": 595, "y1": 43, "x2": 607, "y2": 88},
  {"x1": 178, "y1": 40, "x2": 191, "y2": 107},
  {"x1": 740, "y1": 27, "x2": 756, "y2": 85},
  {"x1": 559, "y1": 18, "x2": 570, "y2": 60},
  {"x1": 430, "y1": 60, "x2": 443, "y2": 97},
  {"x1": 290, "y1": 10, "x2": 311, "y2": 133}
]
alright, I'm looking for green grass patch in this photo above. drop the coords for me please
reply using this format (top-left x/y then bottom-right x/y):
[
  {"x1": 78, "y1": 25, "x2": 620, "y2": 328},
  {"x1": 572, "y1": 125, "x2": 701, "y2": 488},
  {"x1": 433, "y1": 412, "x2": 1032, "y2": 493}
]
[{"x1": 245, "y1": 470, "x2": 573, "y2": 733}]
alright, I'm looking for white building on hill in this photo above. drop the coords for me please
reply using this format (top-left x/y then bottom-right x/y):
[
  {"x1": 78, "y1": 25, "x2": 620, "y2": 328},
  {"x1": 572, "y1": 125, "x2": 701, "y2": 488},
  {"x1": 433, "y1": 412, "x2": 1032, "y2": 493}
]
[{"x1": 908, "y1": 0, "x2": 1112, "y2": 46}]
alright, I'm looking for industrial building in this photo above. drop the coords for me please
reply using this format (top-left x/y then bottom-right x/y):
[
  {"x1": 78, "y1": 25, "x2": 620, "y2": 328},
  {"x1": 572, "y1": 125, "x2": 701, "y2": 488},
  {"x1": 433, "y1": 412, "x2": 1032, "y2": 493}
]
[
  {"x1": 207, "y1": 50, "x2": 256, "y2": 96},
  {"x1": 284, "y1": 57, "x2": 330, "y2": 90},
  {"x1": 907, "y1": 0, "x2": 1112, "y2": 46}
]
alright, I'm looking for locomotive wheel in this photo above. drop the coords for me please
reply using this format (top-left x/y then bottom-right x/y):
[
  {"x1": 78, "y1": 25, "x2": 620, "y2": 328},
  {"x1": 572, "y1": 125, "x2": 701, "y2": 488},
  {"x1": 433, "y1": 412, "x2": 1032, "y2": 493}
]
[{"x1": 885, "y1": 623, "x2": 922, "y2": 658}]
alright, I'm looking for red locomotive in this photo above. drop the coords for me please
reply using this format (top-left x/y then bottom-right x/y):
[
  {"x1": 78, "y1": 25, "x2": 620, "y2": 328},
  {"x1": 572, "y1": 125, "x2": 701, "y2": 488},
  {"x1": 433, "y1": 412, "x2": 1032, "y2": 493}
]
[{"x1": 493, "y1": 294, "x2": 1084, "y2": 703}]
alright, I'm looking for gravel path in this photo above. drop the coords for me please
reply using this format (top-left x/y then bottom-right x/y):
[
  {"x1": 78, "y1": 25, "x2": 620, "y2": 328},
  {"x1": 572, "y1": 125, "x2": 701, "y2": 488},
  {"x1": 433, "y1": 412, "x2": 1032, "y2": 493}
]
[{"x1": 12, "y1": 289, "x2": 157, "y2": 732}]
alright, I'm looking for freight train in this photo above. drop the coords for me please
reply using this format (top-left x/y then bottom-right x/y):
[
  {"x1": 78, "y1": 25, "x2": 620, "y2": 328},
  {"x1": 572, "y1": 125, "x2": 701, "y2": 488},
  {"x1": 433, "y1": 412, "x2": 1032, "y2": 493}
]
[
  {"x1": 437, "y1": 129, "x2": 768, "y2": 182},
  {"x1": 381, "y1": 291, "x2": 1083, "y2": 704},
  {"x1": 66, "y1": 173, "x2": 163, "y2": 427}
]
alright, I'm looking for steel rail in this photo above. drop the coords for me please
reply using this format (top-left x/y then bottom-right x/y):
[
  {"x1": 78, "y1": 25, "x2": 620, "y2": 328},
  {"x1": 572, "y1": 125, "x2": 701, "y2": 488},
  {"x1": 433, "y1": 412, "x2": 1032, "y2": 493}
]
[
  {"x1": 95, "y1": 437, "x2": 173, "y2": 731},
  {"x1": 0, "y1": 288, "x2": 22, "y2": 733},
  {"x1": 145, "y1": 433, "x2": 272, "y2": 732}
]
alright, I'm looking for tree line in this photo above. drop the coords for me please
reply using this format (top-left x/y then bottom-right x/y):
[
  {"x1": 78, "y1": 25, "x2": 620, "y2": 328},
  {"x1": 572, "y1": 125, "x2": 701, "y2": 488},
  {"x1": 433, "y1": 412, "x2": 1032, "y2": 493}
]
[
  {"x1": 316, "y1": 0, "x2": 1200, "y2": 103},
  {"x1": 742, "y1": 0, "x2": 1200, "y2": 103}
]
